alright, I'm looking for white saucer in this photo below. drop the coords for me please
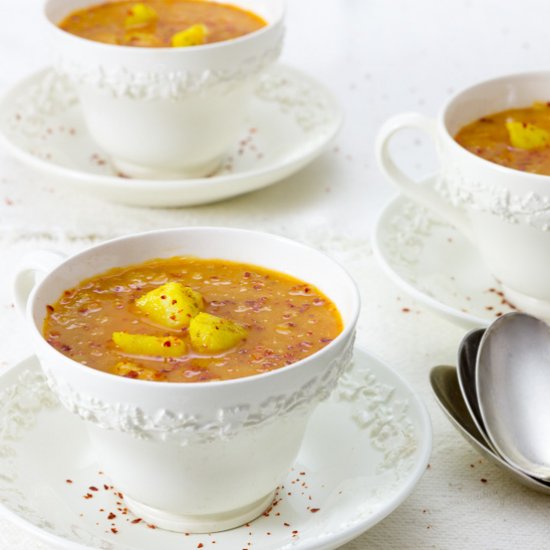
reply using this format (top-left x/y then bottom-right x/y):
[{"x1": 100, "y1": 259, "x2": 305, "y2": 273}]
[
  {"x1": 0, "y1": 347, "x2": 430, "y2": 550},
  {"x1": 0, "y1": 65, "x2": 342, "y2": 207},
  {"x1": 373, "y1": 192, "x2": 518, "y2": 329}
]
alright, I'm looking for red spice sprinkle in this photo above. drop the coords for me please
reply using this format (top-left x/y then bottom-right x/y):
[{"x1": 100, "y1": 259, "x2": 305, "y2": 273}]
[
  {"x1": 103, "y1": 484, "x2": 109, "y2": 490},
  {"x1": 292, "y1": 530, "x2": 299, "y2": 535},
  {"x1": 108, "y1": 512, "x2": 116, "y2": 520},
  {"x1": 310, "y1": 508, "x2": 320, "y2": 513},
  {"x1": 171, "y1": 299, "x2": 177, "y2": 305},
  {"x1": 284, "y1": 522, "x2": 290, "y2": 527},
  {"x1": 65, "y1": 479, "x2": 73, "y2": 484},
  {"x1": 47, "y1": 305, "x2": 55, "y2": 313},
  {"x1": 198, "y1": 544, "x2": 204, "y2": 549},
  {"x1": 147, "y1": 524, "x2": 157, "y2": 529},
  {"x1": 481, "y1": 478, "x2": 488, "y2": 483},
  {"x1": 402, "y1": 307, "x2": 411, "y2": 313},
  {"x1": 89, "y1": 486, "x2": 99, "y2": 491},
  {"x1": 299, "y1": 472, "x2": 306, "y2": 476},
  {"x1": 163, "y1": 340, "x2": 172, "y2": 347},
  {"x1": 84, "y1": 493, "x2": 93, "y2": 499},
  {"x1": 111, "y1": 528, "x2": 118, "y2": 534},
  {"x1": 131, "y1": 518, "x2": 142, "y2": 524}
]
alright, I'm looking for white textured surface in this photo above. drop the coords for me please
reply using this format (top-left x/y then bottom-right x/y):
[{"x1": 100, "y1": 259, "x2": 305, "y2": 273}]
[{"x1": 1, "y1": 0, "x2": 550, "y2": 548}]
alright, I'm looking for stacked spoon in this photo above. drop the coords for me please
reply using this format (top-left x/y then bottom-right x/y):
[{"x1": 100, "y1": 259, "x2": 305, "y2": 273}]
[{"x1": 431, "y1": 312, "x2": 550, "y2": 494}]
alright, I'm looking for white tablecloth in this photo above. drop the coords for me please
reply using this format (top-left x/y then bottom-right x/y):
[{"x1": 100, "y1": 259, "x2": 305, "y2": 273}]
[{"x1": 1, "y1": 1, "x2": 550, "y2": 548}]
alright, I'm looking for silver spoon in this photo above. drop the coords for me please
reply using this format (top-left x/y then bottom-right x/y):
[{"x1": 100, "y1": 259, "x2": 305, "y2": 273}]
[
  {"x1": 477, "y1": 312, "x2": 550, "y2": 481},
  {"x1": 430, "y1": 365, "x2": 550, "y2": 494},
  {"x1": 456, "y1": 328, "x2": 497, "y2": 451}
]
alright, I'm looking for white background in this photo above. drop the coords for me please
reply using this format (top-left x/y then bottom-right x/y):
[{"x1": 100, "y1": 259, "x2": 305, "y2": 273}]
[{"x1": 1, "y1": 0, "x2": 550, "y2": 548}]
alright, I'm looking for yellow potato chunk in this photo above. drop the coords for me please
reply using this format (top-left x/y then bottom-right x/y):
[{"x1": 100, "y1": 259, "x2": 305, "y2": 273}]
[
  {"x1": 113, "y1": 332, "x2": 186, "y2": 357},
  {"x1": 506, "y1": 120, "x2": 550, "y2": 150},
  {"x1": 136, "y1": 282, "x2": 204, "y2": 329},
  {"x1": 171, "y1": 24, "x2": 208, "y2": 47},
  {"x1": 125, "y1": 3, "x2": 158, "y2": 29},
  {"x1": 189, "y1": 312, "x2": 247, "y2": 354},
  {"x1": 111, "y1": 360, "x2": 164, "y2": 381}
]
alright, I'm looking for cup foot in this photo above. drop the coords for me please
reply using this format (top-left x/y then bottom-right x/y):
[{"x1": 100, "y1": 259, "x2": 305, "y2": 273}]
[
  {"x1": 112, "y1": 156, "x2": 223, "y2": 180},
  {"x1": 501, "y1": 285, "x2": 550, "y2": 321},
  {"x1": 123, "y1": 490, "x2": 276, "y2": 533}
]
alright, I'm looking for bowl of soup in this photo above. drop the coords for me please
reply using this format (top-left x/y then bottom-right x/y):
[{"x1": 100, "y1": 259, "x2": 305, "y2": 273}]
[
  {"x1": 14, "y1": 227, "x2": 359, "y2": 533},
  {"x1": 376, "y1": 71, "x2": 550, "y2": 320},
  {"x1": 44, "y1": 0, "x2": 285, "y2": 178}
]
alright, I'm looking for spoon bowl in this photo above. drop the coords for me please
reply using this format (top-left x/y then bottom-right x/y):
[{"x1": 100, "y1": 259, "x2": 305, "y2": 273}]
[
  {"x1": 477, "y1": 312, "x2": 550, "y2": 481},
  {"x1": 456, "y1": 328, "x2": 496, "y2": 451},
  {"x1": 430, "y1": 365, "x2": 550, "y2": 494}
]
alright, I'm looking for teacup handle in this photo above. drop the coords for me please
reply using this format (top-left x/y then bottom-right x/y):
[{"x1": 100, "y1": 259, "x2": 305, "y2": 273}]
[
  {"x1": 376, "y1": 113, "x2": 474, "y2": 241},
  {"x1": 13, "y1": 250, "x2": 66, "y2": 316}
]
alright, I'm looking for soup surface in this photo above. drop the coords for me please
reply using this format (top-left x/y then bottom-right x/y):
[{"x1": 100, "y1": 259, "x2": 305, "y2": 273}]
[
  {"x1": 43, "y1": 257, "x2": 343, "y2": 382},
  {"x1": 455, "y1": 102, "x2": 550, "y2": 174},
  {"x1": 58, "y1": 0, "x2": 267, "y2": 47}
]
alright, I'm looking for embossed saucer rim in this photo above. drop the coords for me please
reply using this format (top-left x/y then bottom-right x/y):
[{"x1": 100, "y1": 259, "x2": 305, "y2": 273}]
[
  {"x1": 373, "y1": 192, "x2": 504, "y2": 329},
  {"x1": 0, "y1": 64, "x2": 342, "y2": 206},
  {"x1": 0, "y1": 347, "x2": 431, "y2": 550}
]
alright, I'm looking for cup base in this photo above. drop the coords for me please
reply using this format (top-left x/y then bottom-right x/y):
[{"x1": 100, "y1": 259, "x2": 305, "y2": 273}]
[
  {"x1": 112, "y1": 156, "x2": 223, "y2": 180},
  {"x1": 501, "y1": 285, "x2": 550, "y2": 321},
  {"x1": 123, "y1": 490, "x2": 276, "y2": 534}
]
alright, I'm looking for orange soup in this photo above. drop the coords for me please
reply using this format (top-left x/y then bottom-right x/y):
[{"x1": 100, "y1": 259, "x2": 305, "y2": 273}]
[
  {"x1": 58, "y1": 0, "x2": 267, "y2": 47},
  {"x1": 43, "y1": 257, "x2": 343, "y2": 383},
  {"x1": 455, "y1": 102, "x2": 550, "y2": 174}
]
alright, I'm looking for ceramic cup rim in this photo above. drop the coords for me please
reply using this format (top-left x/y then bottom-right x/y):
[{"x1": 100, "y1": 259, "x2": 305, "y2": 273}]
[
  {"x1": 27, "y1": 226, "x2": 360, "y2": 390},
  {"x1": 43, "y1": 0, "x2": 286, "y2": 55},
  {"x1": 438, "y1": 70, "x2": 550, "y2": 182}
]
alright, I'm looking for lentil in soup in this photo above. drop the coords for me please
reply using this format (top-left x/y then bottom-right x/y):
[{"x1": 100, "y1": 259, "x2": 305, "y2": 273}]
[
  {"x1": 455, "y1": 101, "x2": 550, "y2": 174},
  {"x1": 43, "y1": 257, "x2": 343, "y2": 382},
  {"x1": 58, "y1": 0, "x2": 267, "y2": 48}
]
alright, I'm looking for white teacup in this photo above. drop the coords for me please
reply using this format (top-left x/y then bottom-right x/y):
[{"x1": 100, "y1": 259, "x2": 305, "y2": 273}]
[
  {"x1": 44, "y1": 0, "x2": 285, "y2": 179},
  {"x1": 376, "y1": 72, "x2": 550, "y2": 319},
  {"x1": 14, "y1": 227, "x2": 359, "y2": 533}
]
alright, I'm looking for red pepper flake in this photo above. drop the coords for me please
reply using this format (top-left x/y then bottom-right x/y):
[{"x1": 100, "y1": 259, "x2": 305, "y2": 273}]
[
  {"x1": 292, "y1": 530, "x2": 299, "y2": 535},
  {"x1": 108, "y1": 512, "x2": 116, "y2": 520},
  {"x1": 163, "y1": 340, "x2": 172, "y2": 347},
  {"x1": 117, "y1": 492, "x2": 124, "y2": 499},
  {"x1": 402, "y1": 307, "x2": 411, "y2": 313},
  {"x1": 197, "y1": 544, "x2": 204, "y2": 549},
  {"x1": 310, "y1": 508, "x2": 320, "y2": 513},
  {"x1": 65, "y1": 479, "x2": 73, "y2": 484},
  {"x1": 131, "y1": 518, "x2": 142, "y2": 524},
  {"x1": 299, "y1": 472, "x2": 306, "y2": 476},
  {"x1": 481, "y1": 478, "x2": 488, "y2": 483},
  {"x1": 103, "y1": 484, "x2": 109, "y2": 490},
  {"x1": 89, "y1": 486, "x2": 98, "y2": 491},
  {"x1": 111, "y1": 527, "x2": 118, "y2": 534},
  {"x1": 147, "y1": 524, "x2": 157, "y2": 529},
  {"x1": 46, "y1": 304, "x2": 55, "y2": 313},
  {"x1": 84, "y1": 493, "x2": 93, "y2": 499},
  {"x1": 283, "y1": 522, "x2": 290, "y2": 527},
  {"x1": 160, "y1": 295, "x2": 167, "y2": 300}
]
